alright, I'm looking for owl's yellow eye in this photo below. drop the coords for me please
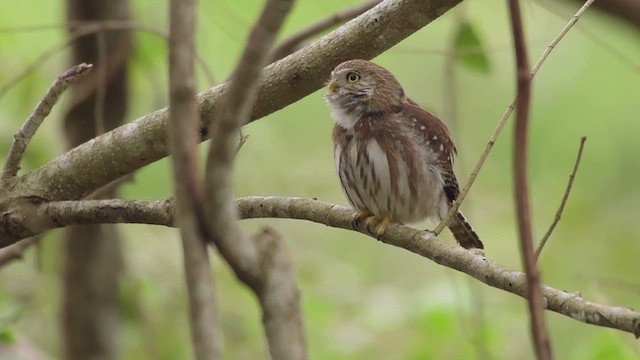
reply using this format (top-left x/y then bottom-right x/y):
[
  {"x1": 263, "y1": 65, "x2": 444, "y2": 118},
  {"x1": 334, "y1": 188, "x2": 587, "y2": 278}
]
[{"x1": 346, "y1": 72, "x2": 360, "y2": 82}]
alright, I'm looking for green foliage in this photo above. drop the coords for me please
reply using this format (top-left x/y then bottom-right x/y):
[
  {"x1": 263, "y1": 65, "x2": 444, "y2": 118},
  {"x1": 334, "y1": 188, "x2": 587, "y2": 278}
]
[
  {"x1": 0, "y1": 328, "x2": 16, "y2": 345},
  {"x1": 453, "y1": 21, "x2": 490, "y2": 73}
]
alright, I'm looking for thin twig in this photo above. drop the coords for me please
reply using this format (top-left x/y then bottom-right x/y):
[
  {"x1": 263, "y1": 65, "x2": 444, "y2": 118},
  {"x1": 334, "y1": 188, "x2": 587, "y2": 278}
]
[
  {"x1": 1, "y1": 63, "x2": 93, "y2": 180},
  {"x1": 0, "y1": 237, "x2": 38, "y2": 268},
  {"x1": 269, "y1": 0, "x2": 380, "y2": 62},
  {"x1": 433, "y1": 0, "x2": 597, "y2": 236},
  {"x1": 508, "y1": 0, "x2": 553, "y2": 358},
  {"x1": 6, "y1": 196, "x2": 639, "y2": 337},
  {"x1": 204, "y1": 0, "x2": 305, "y2": 358},
  {"x1": 536, "y1": 136, "x2": 587, "y2": 259},
  {"x1": 168, "y1": 0, "x2": 221, "y2": 358},
  {"x1": 95, "y1": 31, "x2": 107, "y2": 135}
]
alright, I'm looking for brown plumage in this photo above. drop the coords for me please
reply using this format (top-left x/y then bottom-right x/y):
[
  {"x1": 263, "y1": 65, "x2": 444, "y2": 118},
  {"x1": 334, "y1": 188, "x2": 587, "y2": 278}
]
[{"x1": 324, "y1": 59, "x2": 483, "y2": 249}]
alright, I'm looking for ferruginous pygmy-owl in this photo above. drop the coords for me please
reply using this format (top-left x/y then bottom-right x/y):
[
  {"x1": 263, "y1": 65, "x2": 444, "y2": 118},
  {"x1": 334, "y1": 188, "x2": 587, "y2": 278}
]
[{"x1": 324, "y1": 59, "x2": 484, "y2": 249}]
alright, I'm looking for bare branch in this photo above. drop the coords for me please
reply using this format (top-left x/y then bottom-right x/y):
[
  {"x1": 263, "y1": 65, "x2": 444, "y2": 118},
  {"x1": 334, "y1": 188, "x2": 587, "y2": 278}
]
[
  {"x1": 433, "y1": 0, "x2": 596, "y2": 235},
  {"x1": 204, "y1": 0, "x2": 306, "y2": 358},
  {"x1": 508, "y1": 0, "x2": 553, "y2": 357},
  {"x1": 168, "y1": 0, "x2": 221, "y2": 358},
  {"x1": 12, "y1": 196, "x2": 640, "y2": 338},
  {"x1": 536, "y1": 136, "x2": 587, "y2": 259},
  {"x1": 1, "y1": 63, "x2": 92, "y2": 180},
  {"x1": 269, "y1": 0, "x2": 380, "y2": 62}
]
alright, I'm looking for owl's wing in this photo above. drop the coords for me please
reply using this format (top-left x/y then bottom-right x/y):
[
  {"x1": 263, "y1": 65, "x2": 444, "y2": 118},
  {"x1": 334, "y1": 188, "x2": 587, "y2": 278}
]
[{"x1": 401, "y1": 98, "x2": 460, "y2": 203}]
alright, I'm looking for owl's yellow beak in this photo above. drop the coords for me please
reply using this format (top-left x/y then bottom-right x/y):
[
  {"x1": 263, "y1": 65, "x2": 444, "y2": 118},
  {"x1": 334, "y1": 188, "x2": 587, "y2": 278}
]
[{"x1": 327, "y1": 80, "x2": 338, "y2": 93}]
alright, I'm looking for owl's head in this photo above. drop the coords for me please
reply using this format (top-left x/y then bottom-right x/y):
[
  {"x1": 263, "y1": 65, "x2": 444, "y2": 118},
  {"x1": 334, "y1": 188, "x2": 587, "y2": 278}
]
[{"x1": 324, "y1": 59, "x2": 405, "y2": 115}]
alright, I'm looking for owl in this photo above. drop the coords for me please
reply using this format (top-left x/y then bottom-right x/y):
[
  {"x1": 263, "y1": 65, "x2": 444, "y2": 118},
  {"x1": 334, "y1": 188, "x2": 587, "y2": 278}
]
[{"x1": 324, "y1": 59, "x2": 483, "y2": 249}]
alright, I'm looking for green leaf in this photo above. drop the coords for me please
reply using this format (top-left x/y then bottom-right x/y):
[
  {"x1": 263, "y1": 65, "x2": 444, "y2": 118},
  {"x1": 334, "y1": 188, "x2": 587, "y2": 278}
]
[
  {"x1": 0, "y1": 328, "x2": 16, "y2": 344},
  {"x1": 454, "y1": 22, "x2": 490, "y2": 73}
]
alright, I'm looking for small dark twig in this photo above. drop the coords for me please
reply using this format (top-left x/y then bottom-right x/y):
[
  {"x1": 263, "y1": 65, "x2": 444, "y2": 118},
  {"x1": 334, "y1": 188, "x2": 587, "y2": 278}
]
[
  {"x1": 1, "y1": 63, "x2": 93, "y2": 180},
  {"x1": 536, "y1": 136, "x2": 587, "y2": 259},
  {"x1": 508, "y1": 0, "x2": 554, "y2": 358},
  {"x1": 269, "y1": 0, "x2": 380, "y2": 62}
]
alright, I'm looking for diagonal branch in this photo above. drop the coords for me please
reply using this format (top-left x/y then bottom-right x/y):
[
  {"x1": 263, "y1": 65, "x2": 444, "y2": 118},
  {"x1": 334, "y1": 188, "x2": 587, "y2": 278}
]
[
  {"x1": 6, "y1": 0, "x2": 463, "y2": 213},
  {"x1": 1, "y1": 63, "x2": 92, "y2": 180},
  {"x1": 7, "y1": 196, "x2": 640, "y2": 338}
]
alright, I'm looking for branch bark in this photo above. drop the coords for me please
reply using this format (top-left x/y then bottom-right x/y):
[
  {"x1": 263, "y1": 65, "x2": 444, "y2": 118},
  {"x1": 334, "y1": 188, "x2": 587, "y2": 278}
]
[{"x1": 9, "y1": 196, "x2": 640, "y2": 338}]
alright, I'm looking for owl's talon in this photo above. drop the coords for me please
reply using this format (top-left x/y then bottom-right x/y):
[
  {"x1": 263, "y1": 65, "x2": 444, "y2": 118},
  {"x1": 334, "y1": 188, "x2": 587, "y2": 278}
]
[
  {"x1": 351, "y1": 210, "x2": 372, "y2": 230},
  {"x1": 365, "y1": 214, "x2": 392, "y2": 238}
]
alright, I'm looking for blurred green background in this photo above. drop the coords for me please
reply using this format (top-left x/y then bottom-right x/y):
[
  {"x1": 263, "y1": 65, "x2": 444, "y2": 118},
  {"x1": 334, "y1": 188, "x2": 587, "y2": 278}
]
[{"x1": 1, "y1": 0, "x2": 639, "y2": 359}]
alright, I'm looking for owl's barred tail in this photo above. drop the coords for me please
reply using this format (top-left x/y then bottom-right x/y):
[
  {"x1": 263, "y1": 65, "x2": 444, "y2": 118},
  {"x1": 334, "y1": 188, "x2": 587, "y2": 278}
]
[{"x1": 448, "y1": 210, "x2": 484, "y2": 249}]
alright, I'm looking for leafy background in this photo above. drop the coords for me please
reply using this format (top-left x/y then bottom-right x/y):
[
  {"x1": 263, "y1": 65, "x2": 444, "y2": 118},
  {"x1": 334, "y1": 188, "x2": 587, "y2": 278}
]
[{"x1": 0, "y1": 0, "x2": 639, "y2": 359}]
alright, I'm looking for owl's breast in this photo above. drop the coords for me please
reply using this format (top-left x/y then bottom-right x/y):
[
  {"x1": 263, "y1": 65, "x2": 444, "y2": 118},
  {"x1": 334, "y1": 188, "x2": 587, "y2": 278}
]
[{"x1": 333, "y1": 119, "x2": 446, "y2": 223}]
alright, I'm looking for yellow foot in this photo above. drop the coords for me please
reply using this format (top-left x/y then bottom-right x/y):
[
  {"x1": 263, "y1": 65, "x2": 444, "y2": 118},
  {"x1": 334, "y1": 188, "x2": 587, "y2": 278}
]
[
  {"x1": 364, "y1": 214, "x2": 392, "y2": 239},
  {"x1": 351, "y1": 209, "x2": 373, "y2": 230}
]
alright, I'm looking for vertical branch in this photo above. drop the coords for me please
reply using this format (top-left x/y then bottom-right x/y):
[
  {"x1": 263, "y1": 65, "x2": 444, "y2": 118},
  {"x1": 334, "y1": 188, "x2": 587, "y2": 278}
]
[
  {"x1": 204, "y1": 0, "x2": 305, "y2": 359},
  {"x1": 61, "y1": 1, "x2": 131, "y2": 359},
  {"x1": 168, "y1": 0, "x2": 221, "y2": 358},
  {"x1": 507, "y1": 0, "x2": 554, "y2": 359}
]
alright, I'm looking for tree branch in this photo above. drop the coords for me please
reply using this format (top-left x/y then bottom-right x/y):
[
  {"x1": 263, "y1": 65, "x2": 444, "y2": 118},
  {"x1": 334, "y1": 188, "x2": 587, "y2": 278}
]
[
  {"x1": 9, "y1": 196, "x2": 640, "y2": 338},
  {"x1": 168, "y1": 0, "x2": 221, "y2": 358},
  {"x1": 508, "y1": 0, "x2": 553, "y2": 358},
  {"x1": 203, "y1": 0, "x2": 306, "y2": 359},
  {"x1": 1, "y1": 63, "x2": 92, "y2": 180}
]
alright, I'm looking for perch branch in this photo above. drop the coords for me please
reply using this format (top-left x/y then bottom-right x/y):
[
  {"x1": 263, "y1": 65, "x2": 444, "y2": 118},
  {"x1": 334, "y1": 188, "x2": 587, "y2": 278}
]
[
  {"x1": 168, "y1": 0, "x2": 221, "y2": 358},
  {"x1": 536, "y1": 136, "x2": 587, "y2": 259},
  {"x1": 204, "y1": 0, "x2": 305, "y2": 359},
  {"x1": 7, "y1": 196, "x2": 639, "y2": 338},
  {"x1": 433, "y1": 0, "x2": 596, "y2": 235},
  {"x1": 1, "y1": 63, "x2": 92, "y2": 180}
]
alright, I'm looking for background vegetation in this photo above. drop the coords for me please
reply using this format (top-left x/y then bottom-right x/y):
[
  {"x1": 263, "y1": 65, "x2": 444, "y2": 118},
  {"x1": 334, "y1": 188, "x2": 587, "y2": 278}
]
[{"x1": 0, "y1": 0, "x2": 639, "y2": 359}]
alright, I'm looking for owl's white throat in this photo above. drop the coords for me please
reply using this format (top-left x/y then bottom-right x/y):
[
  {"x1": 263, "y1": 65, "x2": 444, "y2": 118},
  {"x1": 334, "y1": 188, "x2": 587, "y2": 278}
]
[{"x1": 329, "y1": 103, "x2": 360, "y2": 131}]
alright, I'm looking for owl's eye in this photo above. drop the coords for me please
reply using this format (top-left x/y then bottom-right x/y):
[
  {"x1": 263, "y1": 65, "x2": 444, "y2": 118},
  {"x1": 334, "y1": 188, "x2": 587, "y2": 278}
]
[{"x1": 346, "y1": 72, "x2": 360, "y2": 82}]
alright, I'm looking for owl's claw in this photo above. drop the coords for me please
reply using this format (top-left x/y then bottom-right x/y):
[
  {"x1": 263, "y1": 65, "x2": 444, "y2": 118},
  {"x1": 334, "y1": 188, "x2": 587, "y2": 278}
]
[
  {"x1": 365, "y1": 214, "x2": 392, "y2": 239},
  {"x1": 351, "y1": 210, "x2": 373, "y2": 230}
]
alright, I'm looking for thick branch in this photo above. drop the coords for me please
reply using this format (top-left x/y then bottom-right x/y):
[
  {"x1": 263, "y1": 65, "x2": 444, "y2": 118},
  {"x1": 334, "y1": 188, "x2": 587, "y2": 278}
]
[
  {"x1": 14, "y1": 196, "x2": 640, "y2": 338},
  {"x1": 9, "y1": 0, "x2": 462, "y2": 208}
]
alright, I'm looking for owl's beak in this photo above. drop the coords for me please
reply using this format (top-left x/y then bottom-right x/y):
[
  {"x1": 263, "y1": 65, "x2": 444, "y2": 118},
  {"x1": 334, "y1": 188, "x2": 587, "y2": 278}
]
[{"x1": 327, "y1": 80, "x2": 338, "y2": 93}]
